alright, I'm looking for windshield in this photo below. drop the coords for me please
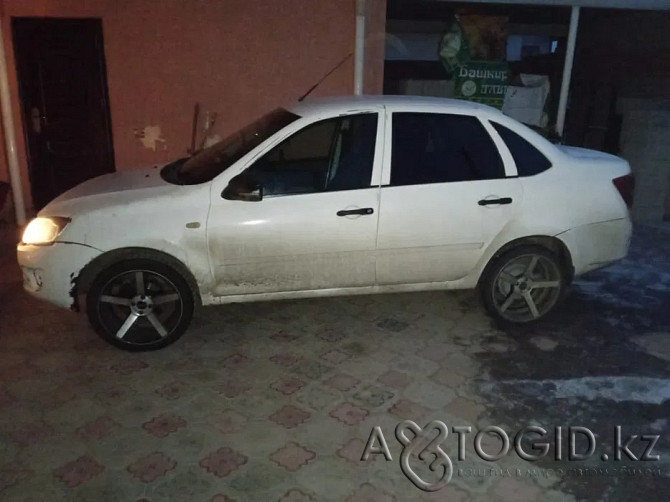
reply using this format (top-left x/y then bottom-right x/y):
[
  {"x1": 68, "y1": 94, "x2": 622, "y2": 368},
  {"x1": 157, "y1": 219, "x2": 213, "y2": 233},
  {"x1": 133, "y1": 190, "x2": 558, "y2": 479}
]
[{"x1": 175, "y1": 108, "x2": 300, "y2": 185}]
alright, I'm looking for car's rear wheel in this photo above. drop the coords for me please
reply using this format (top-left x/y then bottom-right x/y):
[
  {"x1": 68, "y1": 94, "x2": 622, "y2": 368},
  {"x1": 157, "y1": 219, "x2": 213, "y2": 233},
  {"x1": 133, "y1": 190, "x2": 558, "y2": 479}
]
[
  {"x1": 86, "y1": 259, "x2": 194, "y2": 350},
  {"x1": 480, "y1": 245, "x2": 566, "y2": 324}
]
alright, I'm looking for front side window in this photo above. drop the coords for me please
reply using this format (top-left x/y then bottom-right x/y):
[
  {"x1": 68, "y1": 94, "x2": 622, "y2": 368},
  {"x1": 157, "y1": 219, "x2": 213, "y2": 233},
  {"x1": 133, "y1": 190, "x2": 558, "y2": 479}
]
[
  {"x1": 491, "y1": 122, "x2": 552, "y2": 176},
  {"x1": 244, "y1": 113, "x2": 378, "y2": 196},
  {"x1": 391, "y1": 113, "x2": 504, "y2": 186}
]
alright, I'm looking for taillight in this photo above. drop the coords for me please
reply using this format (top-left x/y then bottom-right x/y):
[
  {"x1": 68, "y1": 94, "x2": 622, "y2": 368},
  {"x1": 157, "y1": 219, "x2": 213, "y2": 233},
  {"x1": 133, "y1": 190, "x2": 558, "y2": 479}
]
[{"x1": 613, "y1": 174, "x2": 635, "y2": 208}]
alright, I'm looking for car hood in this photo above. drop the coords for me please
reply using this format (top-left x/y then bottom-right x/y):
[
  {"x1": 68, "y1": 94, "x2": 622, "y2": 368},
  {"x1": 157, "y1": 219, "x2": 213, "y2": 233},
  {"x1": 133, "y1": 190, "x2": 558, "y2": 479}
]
[{"x1": 40, "y1": 166, "x2": 174, "y2": 217}]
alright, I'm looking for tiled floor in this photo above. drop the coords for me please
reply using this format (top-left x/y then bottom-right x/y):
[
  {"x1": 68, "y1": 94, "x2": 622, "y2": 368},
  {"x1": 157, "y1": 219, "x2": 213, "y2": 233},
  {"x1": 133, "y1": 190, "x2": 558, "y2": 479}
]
[{"x1": 1, "y1": 222, "x2": 669, "y2": 501}]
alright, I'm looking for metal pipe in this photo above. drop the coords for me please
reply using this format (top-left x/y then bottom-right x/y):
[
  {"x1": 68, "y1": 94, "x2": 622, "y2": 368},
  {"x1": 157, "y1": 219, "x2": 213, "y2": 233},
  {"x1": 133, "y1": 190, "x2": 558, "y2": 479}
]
[
  {"x1": 0, "y1": 18, "x2": 26, "y2": 225},
  {"x1": 354, "y1": 0, "x2": 365, "y2": 95},
  {"x1": 556, "y1": 6, "x2": 580, "y2": 138}
]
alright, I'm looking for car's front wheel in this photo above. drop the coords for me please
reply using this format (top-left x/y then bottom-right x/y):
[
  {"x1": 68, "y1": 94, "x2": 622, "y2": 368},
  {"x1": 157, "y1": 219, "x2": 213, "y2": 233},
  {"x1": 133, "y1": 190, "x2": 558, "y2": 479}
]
[
  {"x1": 86, "y1": 259, "x2": 194, "y2": 350},
  {"x1": 480, "y1": 245, "x2": 567, "y2": 324}
]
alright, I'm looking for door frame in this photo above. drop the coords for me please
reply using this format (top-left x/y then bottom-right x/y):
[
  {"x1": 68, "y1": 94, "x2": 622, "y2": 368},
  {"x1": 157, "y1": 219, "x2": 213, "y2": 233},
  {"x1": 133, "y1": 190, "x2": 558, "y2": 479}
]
[{"x1": 11, "y1": 16, "x2": 116, "y2": 209}]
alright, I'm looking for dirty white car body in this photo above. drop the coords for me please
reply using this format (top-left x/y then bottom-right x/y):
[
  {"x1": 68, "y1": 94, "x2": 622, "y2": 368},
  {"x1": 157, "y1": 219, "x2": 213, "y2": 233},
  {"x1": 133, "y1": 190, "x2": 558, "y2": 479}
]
[{"x1": 17, "y1": 96, "x2": 633, "y2": 350}]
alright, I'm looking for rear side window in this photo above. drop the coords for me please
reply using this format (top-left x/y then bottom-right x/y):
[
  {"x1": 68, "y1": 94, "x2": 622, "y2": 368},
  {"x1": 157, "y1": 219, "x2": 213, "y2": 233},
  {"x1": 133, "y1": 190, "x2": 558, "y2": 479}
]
[
  {"x1": 391, "y1": 113, "x2": 504, "y2": 186},
  {"x1": 491, "y1": 122, "x2": 552, "y2": 176}
]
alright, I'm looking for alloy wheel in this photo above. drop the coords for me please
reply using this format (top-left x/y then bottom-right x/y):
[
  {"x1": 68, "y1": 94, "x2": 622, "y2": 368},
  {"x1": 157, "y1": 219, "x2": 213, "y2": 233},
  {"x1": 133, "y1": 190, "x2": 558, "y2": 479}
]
[
  {"x1": 96, "y1": 269, "x2": 184, "y2": 346},
  {"x1": 491, "y1": 253, "x2": 562, "y2": 323}
]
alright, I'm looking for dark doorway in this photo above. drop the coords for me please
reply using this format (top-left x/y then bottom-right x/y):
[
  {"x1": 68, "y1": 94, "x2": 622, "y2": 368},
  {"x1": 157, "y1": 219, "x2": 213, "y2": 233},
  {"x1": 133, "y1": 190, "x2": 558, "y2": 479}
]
[{"x1": 12, "y1": 18, "x2": 115, "y2": 209}]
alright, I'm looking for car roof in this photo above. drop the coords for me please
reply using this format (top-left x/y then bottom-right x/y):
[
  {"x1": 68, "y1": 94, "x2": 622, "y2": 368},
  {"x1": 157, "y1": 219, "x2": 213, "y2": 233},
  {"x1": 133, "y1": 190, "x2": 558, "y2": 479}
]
[{"x1": 288, "y1": 95, "x2": 503, "y2": 117}]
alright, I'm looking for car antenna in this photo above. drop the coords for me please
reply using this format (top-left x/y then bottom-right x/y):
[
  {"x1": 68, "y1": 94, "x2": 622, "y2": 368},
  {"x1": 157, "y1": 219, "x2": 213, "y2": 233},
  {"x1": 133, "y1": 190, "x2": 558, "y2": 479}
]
[{"x1": 298, "y1": 52, "x2": 353, "y2": 102}]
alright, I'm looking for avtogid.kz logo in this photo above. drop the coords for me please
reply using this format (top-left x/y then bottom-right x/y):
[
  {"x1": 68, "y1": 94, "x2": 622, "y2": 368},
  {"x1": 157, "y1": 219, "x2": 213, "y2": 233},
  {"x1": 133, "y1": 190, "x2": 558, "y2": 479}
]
[
  {"x1": 361, "y1": 421, "x2": 661, "y2": 492},
  {"x1": 362, "y1": 420, "x2": 454, "y2": 491}
]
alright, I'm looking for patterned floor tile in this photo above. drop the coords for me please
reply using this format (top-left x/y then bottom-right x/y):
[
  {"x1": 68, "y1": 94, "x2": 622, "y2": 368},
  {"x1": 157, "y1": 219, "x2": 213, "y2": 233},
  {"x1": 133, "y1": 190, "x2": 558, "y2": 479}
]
[
  {"x1": 142, "y1": 413, "x2": 187, "y2": 438},
  {"x1": 155, "y1": 380, "x2": 191, "y2": 401},
  {"x1": 230, "y1": 388, "x2": 288, "y2": 420},
  {"x1": 269, "y1": 405, "x2": 311, "y2": 429},
  {"x1": 209, "y1": 494, "x2": 237, "y2": 502},
  {"x1": 295, "y1": 457, "x2": 359, "y2": 501},
  {"x1": 346, "y1": 482, "x2": 398, "y2": 502},
  {"x1": 271, "y1": 376, "x2": 306, "y2": 396},
  {"x1": 352, "y1": 385, "x2": 395, "y2": 408},
  {"x1": 403, "y1": 380, "x2": 456, "y2": 410},
  {"x1": 387, "y1": 399, "x2": 429, "y2": 423},
  {"x1": 336, "y1": 438, "x2": 376, "y2": 466},
  {"x1": 295, "y1": 382, "x2": 342, "y2": 411},
  {"x1": 10, "y1": 420, "x2": 54, "y2": 447},
  {"x1": 324, "y1": 373, "x2": 361, "y2": 392},
  {"x1": 228, "y1": 460, "x2": 292, "y2": 493},
  {"x1": 54, "y1": 455, "x2": 105, "y2": 488},
  {"x1": 290, "y1": 360, "x2": 333, "y2": 380},
  {"x1": 430, "y1": 367, "x2": 467, "y2": 389},
  {"x1": 153, "y1": 467, "x2": 214, "y2": 500},
  {"x1": 316, "y1": 328, "x2": 346, "y2": 343},
  {"x1": 0, "y1": 464, "x2": 32, "y2": 491},
  {"x1": 217, "y1": 377, "x2": 252, "y2": 398},
  {"x1": 278, "y1": 488, "x2": 318, "y2": 502},
  {"x1": 270, "y1": 352, "x2": 304, "y2": 367},
  {"x1": 110, "y1": 358, "x2": 149, "y2": 375},
  {"x1": 447, "y1": 397, "x2": 486, "y2": 423},
  {"x1": 270, "y1": 442, "x2": 316, "y2": 472},
  {"x1": 210, "y1": 409, "x2": 249, "y2": 434},
  {"x1": 320, "y1": 349, "x2": 351, "y2": 365},
  {"x1": 377, "y1": 369, "x2": 413, "y2": 390},
  {"x1": 77, "y1": 416, "x2": 121, "y2": 441},
  {"x1": 126, "y1": 451, "x2": 176, "y2": 482},
  {"x1": 271, "y1": 330, "x2": 302, "y2": 343},
  {"x1": 390, "y1": 353, "x2": 439, "y2": 377},
  {"x1": 329, "y1": 402, "x2": 369, "y2": 426},
  {"x1": 490, "y1": 477, "x2": 543, "y2": 502},
  {"x1": 376, "y1": 318, "x2": 410, "y2": 333},
  {"x1": 222, "y1": 353, "x2": 251, "y2": 369},
  {"x1": 200, "y1": 447, "x2": 247, "y2": 478}
]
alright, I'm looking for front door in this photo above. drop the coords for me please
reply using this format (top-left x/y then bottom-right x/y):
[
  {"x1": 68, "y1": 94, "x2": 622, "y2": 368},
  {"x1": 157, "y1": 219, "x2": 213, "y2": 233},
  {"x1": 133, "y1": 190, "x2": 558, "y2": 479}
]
[
  {"x1": 12, "y1": 18, "x2": 115, "y2": 209},
  {"x1": 207, "y1": 111, "x2": 383, "y2": 296},
  {"x1": 376, "y1": 110, "x2": 522, "y2": 284}
]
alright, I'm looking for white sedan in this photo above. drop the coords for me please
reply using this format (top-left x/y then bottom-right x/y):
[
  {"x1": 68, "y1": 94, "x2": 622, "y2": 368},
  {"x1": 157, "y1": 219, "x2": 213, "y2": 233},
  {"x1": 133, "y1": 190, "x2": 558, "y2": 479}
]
[{"x1": 17, "y1": 96, "x2": 633, "y2": 350}]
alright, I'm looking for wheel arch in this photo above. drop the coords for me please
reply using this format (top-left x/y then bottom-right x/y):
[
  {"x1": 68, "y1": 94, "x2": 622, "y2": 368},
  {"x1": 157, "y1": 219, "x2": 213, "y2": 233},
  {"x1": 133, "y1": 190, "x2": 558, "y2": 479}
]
[
  {"x1": 74, "y1": 247, "x2": 202, "y2": 311},
  {"x1": 477, "y1": 235, "x2": 575, "y2": 286}
]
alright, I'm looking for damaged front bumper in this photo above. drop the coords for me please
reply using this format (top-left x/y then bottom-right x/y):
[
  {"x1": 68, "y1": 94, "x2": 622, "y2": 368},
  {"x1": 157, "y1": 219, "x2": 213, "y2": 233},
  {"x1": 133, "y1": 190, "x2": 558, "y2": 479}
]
[{"x1": 17, "y1": 241, "x2": 102, "y2": 310}]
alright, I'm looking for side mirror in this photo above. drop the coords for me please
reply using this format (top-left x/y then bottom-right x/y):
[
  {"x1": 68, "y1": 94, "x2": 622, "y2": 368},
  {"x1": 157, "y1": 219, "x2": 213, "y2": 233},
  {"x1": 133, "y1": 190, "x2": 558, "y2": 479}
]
[{"x1": 222, "y1": 173, "x2": 263, "y2": 202}]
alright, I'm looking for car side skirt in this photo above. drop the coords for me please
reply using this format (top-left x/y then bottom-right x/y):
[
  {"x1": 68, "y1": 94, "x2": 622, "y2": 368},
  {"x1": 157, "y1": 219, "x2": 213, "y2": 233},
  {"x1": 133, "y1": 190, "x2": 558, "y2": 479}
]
[{"x1": 202, "y1": 275, "x2": 480, "y2": 306}]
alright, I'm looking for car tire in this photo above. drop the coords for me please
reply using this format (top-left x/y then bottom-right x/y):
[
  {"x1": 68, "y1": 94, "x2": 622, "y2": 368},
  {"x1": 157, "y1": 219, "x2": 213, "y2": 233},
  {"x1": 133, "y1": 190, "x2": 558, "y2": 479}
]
[
  {"x1": 480, "y1": 245, "x2": 567, "y2": 325},
  {"x1": 86, "y1": 259, "x2": 195, "y2": 351}
]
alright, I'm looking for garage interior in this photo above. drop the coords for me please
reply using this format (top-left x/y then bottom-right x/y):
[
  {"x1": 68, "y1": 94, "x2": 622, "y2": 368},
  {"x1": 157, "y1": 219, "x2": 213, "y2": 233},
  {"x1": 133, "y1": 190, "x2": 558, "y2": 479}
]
[{"x1": 1, "y1": 1, "x2": 670, "y2": 501}]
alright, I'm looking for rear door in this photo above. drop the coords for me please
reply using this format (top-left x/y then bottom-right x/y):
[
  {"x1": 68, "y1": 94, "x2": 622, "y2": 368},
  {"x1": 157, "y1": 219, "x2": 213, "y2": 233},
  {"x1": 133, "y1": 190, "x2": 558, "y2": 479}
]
[{"x1": 376, "y1": 109, "x2": 522, "y2": 285}]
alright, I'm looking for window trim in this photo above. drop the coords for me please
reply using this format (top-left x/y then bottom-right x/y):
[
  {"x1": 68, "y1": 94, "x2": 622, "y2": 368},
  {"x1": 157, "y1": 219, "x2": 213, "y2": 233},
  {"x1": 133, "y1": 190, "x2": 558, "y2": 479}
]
[{"x1": 479, "y1": 118, "x2": 518, "y2": 177}]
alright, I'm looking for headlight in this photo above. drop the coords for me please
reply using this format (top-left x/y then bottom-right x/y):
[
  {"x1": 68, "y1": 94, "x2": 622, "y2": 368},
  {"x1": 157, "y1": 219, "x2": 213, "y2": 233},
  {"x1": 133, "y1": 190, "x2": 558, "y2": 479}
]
[{"x1": 21, "y1": 217, "x2": 71, "y2": 245}]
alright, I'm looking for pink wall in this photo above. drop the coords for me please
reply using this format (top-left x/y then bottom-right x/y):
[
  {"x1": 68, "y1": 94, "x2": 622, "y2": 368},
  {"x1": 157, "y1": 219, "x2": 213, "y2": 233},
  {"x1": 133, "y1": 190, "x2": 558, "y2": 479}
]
[{"x1": 0, "y1": 0, "x2": 385, "y2": 211}]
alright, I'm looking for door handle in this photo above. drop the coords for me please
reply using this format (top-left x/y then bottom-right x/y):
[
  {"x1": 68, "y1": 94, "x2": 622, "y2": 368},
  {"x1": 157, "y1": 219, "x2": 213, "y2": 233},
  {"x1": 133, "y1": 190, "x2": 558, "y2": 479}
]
[
  {"x1": 337, "y1": 207, "x2": 374, "y2": 216},
  {"x1": 30, "y1": 107, "x2": 42, "y2": 134},
  {"x1": 478, "y1": 197, "x2": 513, "y2": 206}
]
